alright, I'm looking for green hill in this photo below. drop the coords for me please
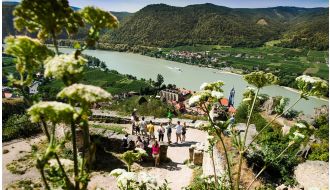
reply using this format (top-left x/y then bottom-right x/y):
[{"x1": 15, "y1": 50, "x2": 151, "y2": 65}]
[
  {"x1": 105, "y1": 4, "x2": 328, "y2": 49},
  {"x1": 2, "y1": 2, "x2": 328, "y2": 50}
]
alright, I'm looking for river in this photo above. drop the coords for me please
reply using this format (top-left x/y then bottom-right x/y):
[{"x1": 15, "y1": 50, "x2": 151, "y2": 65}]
[{"x1": 59, "y1": 48, "x2": 328, "y2": 115}]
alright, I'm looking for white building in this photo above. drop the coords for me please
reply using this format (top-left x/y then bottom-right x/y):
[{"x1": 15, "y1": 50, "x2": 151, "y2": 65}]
[{"x1": 29, "y1": 81, "x2": 41, "y2": 94}]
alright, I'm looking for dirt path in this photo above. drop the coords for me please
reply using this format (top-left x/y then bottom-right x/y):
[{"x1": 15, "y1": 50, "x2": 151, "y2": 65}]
[
  {"x1": 3, "y1": 125, "x2": 207, "y2": 190},
  {"x1": 88, "y1": 126, "x2": 208, "y2": 190},
  {"x1": 2, "y1": 136, "x2": 46, "y2": 189}
]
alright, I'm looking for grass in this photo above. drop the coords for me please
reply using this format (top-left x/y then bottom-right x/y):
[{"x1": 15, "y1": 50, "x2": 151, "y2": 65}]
[
  {"x1": 6, "y1": 179, "x2": 42, "y2": 190},
  {"x1": 6, "y1": 153, "x2": 35, "y2": 175},
  {"x1": 108, "y1": 96, "x2": 172, "y2": 118},
  {"x1": 91, "y1": 124, "x2": 126, "y2": 134},
  {"x1": 42, "y1": 68, "x2": 152, "y2": 95}
]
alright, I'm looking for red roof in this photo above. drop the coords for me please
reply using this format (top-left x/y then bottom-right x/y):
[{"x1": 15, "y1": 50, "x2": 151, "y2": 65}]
[
  {"x1": 228, "y1": 106, "x2": 236, "y2": 113},
  {"x1": 220, "y1": 98, "x2": 229, "y2": 106},
  {"x1": 4, "y1": 93, "x2": 13, "y2": 98}
]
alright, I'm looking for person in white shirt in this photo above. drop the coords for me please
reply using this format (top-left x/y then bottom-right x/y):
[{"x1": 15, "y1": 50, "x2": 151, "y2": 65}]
[
  {"x1": 139, "y1": 117, "x2": 147, "y2": 136},
  {"x1": 175, "y1": 121, "x2": 183, "y2": 143}
]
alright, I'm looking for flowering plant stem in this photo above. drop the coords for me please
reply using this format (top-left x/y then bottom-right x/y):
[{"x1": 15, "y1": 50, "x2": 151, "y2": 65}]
[
  {"x1": 210, "y1": 147, "x2": 218, "y2": 187},
  {"x1": 201, "y1": 103, "x2": 234, "y2": 189},
  {"x1": 235, "y1": 88, "x2": 260, "y2": 190},
  {"x1": 245, "y1": 97, "x2": 302, "y2": 151},
  {"x1": 236, "y1": 93, "x2": 302, "y2": 189}
]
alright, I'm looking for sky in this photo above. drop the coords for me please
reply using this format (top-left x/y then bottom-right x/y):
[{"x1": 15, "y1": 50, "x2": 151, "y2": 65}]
[
  {"x1": 4, "y1": 0, "x2": 329, "y2": 12},
  {"x1": 66, "y1": 0, "x2": 329, "y2": 12}
]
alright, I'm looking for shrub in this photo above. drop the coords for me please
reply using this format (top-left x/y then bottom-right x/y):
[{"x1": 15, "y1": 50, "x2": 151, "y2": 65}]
[
  {"x1": 248, "y1": 129, "x2": 301, "y2": 185},
  {"x1": 235, "y1": 102, "x2": 270, "y2": 132},
  {"x1": 313, "y1": 114, "x2": 329, "y2": 141},
  {"x1": 283, "y1": 109, "x2": 300, "y2": 120},
  {"x1": 3, "y1": 114, "x2": 41, "y2": 141},
  {"x1": 2, "y1": 98, "x2": 27, "y2": 122},
  {"x1": 308, "y1": 141, "x2": 329, "y2": 161}
]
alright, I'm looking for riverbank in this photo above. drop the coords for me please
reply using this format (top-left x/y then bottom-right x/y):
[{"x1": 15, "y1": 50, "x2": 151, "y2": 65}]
[
  {"x1": 282, "y1": 86, "x2": 329, "y2": 101},
  {"x1": 53, "y1": 44, "x2": 328, "y2": 102}
]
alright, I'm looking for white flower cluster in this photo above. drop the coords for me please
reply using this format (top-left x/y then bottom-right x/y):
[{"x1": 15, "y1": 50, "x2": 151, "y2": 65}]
[
  {"x1": 189, "y1": 94, "x2": 202, "y2": 106},
  {"x1": 200, "y1": 83, "x2": 209, "y2": 90},
  {"x1": 295, "y1": 75, "x2": 328, "y2": 97},
  {"x1": 199, "y1": 81, "x2": 224, "y2": 91},
  {"x1": 293, "y1": 131, "x2": 305, "y2": 141},
  {"x1": 27, "y1": 101, "x2": 77, "y2": 123},
  {"x1": 296, "y1": 75, "x2": 320, "y2": 84},
  {"x1": 207, "y1": 135, "x2": 215, "y2": 141},
  {"x1": 44, "y1": 53, "x2": 87, "y2": 80},
  {"x1": 109, "y1": 169, "x2": 127, "y2": 178},
  {"x1": 211, "y1": 91, "x2": 224, "y2": 99},
  {"x1": 57, "y1": 83, "x2": 112, "y2": 104},
  {"x1": 137, "y1": 172, "x2": 157, "y2": 188},
  {"x1": 110, "y1": 169, "x2": 158, "y2": 189},
  {"x1": 116, "y1": 172, "x2": 138, "y2": 188},
  {"x1": 294, "y1": 123, "x2": 306, "y2": 129}
]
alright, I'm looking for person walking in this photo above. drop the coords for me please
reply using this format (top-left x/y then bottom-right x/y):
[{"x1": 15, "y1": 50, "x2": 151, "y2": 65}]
[
  {"x1": 135, "y1": 136, "x2": 144, "y2": 149},
  {"x1": 175, "y1": 121, "x2": 183, "y2": 143},
  {"x1": 139, "y1": 116, "x2": 147, "y2": 136},
  {"x1": 157, "y1": 123, "x2": 165, "y2": 142},
  {"x1": 134, "y1": 117, "x2": 140, "y2": 135},
  {"x1": 152, "y1": 140, "x2": 160, "y2": 167},
  {"x1": 147, "y1": 120, "x2": 155, "y2": 139},
  {"x1": 182, "y1": 122, "x2": 187, "y2": 142},
  {"x1": 165, "y1": 121, "x2": 172, "y2": 144}
]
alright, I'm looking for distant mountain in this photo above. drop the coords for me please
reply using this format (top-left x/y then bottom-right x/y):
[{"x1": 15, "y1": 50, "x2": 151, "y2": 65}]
[
  {"x1": 2, "y1": 2, "x2": 328, "y2": 50},
  {"x1": 106, "y1": 3, "x2": 328, "y2": 49},
  {"x1": 2, "y1": 1, "x2": 133, "y2": 39}
]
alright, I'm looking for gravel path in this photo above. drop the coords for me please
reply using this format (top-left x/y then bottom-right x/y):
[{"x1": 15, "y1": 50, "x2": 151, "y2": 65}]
[
  {"x1": 89, "y1": 126, "x2": 208, "y2": 190},
  {"x1": 3, "y1": 125, "x2": 208, "y2": 190},
  {"x1": 2, "y1": 136, "x2": 45, "y2": 189}
]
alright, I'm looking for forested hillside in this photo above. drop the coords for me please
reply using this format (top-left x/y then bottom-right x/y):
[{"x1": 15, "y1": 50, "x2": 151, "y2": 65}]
[
  {"x1": 3, "y1": 2, "x2": 328, "y2": 50},
  {"x1": 106, "y1": 4, "x2": 328, "y2": 49}
]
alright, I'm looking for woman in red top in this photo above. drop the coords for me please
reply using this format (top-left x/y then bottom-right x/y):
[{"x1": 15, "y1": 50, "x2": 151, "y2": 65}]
[{"x1": 152, "y1": 141, "x2": 160, "y2": 166}]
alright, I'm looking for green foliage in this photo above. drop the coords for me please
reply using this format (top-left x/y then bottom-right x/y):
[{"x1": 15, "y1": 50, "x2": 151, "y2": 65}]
[
  {"x1": 283, "y1": 109, "x2": 300, "y2": 120},
  {"x1": 277, "y1": 10, "x2": 329, "y2": 50},
  {"x1": 107, "y1": 4, "x2": 328, "y2": 49},
  {"x1": 248, "y1": 128, "x2": 301, "y2": 185},
  {"x1": 308, "y1": 141, "x2": 329, "y2": 162},
  {"x1": 184, "y1": 167, "x2": 227, "y2": 190},
  {"x1": 235, "y1": 102, "x2": 270, "y2": 131},
  {"x1": 13, "y1": 0, "x2": 83, "y2": 39},
  {"x1": 91, "y1": 124, "x2": 125, "y2": 134},
  {"x1": 109, "y1": 96, "x2": 172, "y2": 118},
  {"x1": 80, "y1": 6, "x2": 118, "y2": 47},
  {"x1": 121, "y1": 149, "x2": 147, "y2": 171},
  {"x1": 274, "y1": 97, "x2": 289, "y2": 115},
  {"x1": 5, "y1": 36, "x2": 52, "y2": 86},
  {"x1": 3, "y1": 114, "x2": 41, "y2": 141},
  {"x1": 243, "y1": 71, "x2": 278, "y2": 89},
  {"x1": 2, "y1": 98, "x2": 27, "y2": 122},
  {"x1": 314, "y1": 114, "x2": 329, "y2": 141},
  {"x1": 6, "y1": 179, "x2": 42, "y2": 190},
  {"x1": 155, "y1": 74, "x2": 164, "y2": 90}
]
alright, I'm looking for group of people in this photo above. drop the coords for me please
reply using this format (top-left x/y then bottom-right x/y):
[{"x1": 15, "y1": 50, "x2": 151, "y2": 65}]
[
  {"x1": 131, "y1": 115, "x2": 187, "y2": 144},
  {"x1": 127, "y1": 109, "x2": 188, "y2": 166}
]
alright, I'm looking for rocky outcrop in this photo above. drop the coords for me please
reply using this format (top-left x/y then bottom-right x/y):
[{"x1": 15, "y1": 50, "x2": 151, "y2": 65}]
[{"x1": 294, "y1": 160, "x2": 329, "y2": 189}]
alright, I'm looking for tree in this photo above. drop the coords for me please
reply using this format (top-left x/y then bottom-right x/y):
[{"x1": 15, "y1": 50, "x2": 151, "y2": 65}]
[{"x1": 155, "y1": 74, "x2": 164, "y2": 91}]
